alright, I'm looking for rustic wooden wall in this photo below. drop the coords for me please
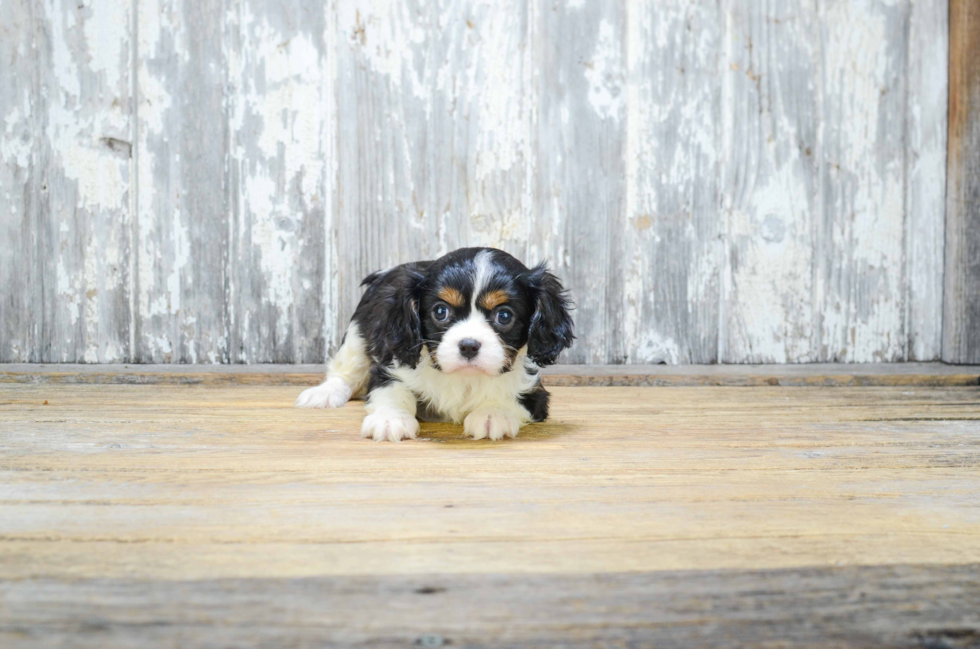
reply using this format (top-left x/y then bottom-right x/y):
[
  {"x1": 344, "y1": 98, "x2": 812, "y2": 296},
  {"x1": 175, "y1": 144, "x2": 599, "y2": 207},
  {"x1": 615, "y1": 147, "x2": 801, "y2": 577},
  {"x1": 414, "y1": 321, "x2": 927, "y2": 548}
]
[{"x1": 0, "y1": 0, "x2": 956, "y2": 364}]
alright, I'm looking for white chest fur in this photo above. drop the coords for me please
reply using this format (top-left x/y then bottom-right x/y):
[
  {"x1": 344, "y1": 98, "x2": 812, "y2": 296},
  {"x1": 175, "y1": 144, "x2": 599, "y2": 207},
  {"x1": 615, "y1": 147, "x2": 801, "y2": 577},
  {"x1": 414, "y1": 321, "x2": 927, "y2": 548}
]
[{"x1": 391, "y1": 348, "x2": 540, "y2": 424}]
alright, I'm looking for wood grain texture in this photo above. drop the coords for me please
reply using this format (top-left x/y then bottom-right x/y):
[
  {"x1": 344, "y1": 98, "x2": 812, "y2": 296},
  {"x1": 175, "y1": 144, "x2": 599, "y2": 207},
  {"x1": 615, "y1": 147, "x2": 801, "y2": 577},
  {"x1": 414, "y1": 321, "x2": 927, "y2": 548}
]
[
  {"x1": 535, "y1": 0, "x2": 626, "y2": 364},
  {"x1": 2, "y1": 566, "x2": 979, "y2": 648},
  {"x1": 333, "y1": 0, "x2": 531, "y2": 352},
  {"x1": 819, "y1": 0, "x2": 913, "y2": 363},
  {"x1": 907, "y1": 0, "x2": 948, "y2": 362},
  {"x1": 29, "y1": 0, "x2": 135, "y2": 363},
  {"x1": 0, "y1": 383, "x2": 978, "y2": 645},
  {"x1": 722, "y1": 0, "x2": 819, "y2": 363},
  {"x1": 226, "y1": 0, "x2": 332, "y2": 363},
  {"x1": 624, "y1": 0, "x2": 722, "y2": 364},
  {"x1": 0, "y1": 0, "x2": 36, "y2": 362},
  {"x1": 136, "y1": 0, "x2": 230, "y2": 363},
  {"x1": 945, "y1": 0, "x2": 980, "y2": 364},
  {"x1": 0, "y1": 0, "x2": 958, "y2": 364},
  {"x1": 722, "y1": 0, "x2": 948, "y2": 364}
]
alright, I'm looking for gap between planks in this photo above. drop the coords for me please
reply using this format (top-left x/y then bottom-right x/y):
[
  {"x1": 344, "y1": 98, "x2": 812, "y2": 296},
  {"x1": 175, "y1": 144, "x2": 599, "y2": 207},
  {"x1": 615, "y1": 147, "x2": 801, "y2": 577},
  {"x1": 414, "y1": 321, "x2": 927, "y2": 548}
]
[{"x1": 0, "y1": 362, "x2": 977, "y2": 387}]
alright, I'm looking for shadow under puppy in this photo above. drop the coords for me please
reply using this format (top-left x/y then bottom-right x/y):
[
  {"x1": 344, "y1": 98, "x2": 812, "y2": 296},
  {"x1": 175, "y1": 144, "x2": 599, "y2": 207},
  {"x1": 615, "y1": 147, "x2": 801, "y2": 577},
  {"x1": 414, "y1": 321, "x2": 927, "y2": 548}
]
[{"x1": 296, "y1": 247, "x2": 574, "y2": 441}]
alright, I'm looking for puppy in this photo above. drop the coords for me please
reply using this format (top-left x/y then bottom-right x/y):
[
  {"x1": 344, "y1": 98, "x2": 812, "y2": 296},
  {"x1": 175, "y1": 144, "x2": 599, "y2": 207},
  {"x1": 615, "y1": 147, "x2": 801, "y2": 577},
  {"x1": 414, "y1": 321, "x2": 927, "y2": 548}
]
[{"x1": 295, "y1": 247, "x2": 574, "y2": 441}]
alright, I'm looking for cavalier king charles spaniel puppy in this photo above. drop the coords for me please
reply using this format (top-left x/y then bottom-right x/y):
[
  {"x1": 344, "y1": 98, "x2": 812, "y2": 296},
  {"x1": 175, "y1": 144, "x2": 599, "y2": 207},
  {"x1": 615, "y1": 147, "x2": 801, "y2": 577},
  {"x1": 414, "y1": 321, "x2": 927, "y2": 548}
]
[{"x1": 296, "y1": 247, "x2": 574, "y2": 441}]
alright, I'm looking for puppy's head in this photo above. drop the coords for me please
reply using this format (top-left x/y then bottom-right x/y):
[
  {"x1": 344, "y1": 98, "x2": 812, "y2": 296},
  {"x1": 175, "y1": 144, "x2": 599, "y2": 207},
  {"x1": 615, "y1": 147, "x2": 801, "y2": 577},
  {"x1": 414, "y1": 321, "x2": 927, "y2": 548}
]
[{"x1": 399, "y1": 248, "x2": 574, "y2": 375}]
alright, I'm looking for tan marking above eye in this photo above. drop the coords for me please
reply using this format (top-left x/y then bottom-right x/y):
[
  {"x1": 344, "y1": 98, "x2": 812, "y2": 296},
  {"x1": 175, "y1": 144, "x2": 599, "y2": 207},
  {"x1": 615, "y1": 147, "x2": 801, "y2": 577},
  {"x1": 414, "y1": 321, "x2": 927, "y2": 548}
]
[
  {"x1": 437, "y1": 287, "x2": 465, "y2": 308},
  {"x1": 480, "y1": 289, "x2": 509, "y2": 311}
]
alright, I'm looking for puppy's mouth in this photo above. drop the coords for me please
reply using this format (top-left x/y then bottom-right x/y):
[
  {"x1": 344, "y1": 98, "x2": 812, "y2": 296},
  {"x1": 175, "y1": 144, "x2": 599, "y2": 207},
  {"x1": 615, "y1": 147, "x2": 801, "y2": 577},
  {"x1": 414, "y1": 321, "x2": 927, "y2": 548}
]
[{"x1": 444, "y1": 361, "x2": 499, "y2": 377}]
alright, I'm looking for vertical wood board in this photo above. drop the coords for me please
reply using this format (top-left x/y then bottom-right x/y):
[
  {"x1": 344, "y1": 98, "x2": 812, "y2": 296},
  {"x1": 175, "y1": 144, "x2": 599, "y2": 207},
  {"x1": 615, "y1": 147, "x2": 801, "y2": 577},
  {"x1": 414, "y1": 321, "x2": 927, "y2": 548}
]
[
  {"x1": 722, "y1": 0, "x2": 820, "y2": 363},
  {"x1": 906, "y1": 0, "x2": 947, "y2": 361},
  {"x1": 31, "y1": 0, "x2": 135, "y2": 363},
  {"x1": 136, "y1": 0, "x2": 230, "y2": 363},
  {"x1": 625, "y1": 0, "x2": 723, "y2": 364},
  {"x1": 944, "y1": 0, "x2": 980, "y2": 364},
  {"x1": 0, "y1": 0, "x2": 36, "y2": 362},
  {"x1": 226, "y1": 0, "x2": 331, "y2": 363},
  {"x1": 534, "y1": 0, "x2": 626, "y2": 364}
]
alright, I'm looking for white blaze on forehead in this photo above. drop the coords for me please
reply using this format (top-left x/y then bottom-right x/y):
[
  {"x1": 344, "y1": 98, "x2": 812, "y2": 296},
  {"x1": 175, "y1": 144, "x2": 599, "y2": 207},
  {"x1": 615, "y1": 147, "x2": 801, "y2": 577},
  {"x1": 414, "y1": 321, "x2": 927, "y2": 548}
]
[
  {"x1": 471, "y1": 250, "x2": 495, "y2": 309},
  {"x1": 431, "y1": 249, "x2": 507, "y2": 376}
]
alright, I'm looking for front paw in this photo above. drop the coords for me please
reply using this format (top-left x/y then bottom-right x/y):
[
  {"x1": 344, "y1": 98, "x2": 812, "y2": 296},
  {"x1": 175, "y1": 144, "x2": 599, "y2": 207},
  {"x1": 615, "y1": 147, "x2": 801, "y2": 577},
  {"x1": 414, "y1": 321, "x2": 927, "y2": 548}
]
[
  {"x1": 295, "y1": 377, "x2": 352, "y2": 409},
  {"x1": 361, "y1": 409, "x2": 420, "y2": 442},
  {"x1": 463, "y1": 409, "x2": 521, "y2": 441}
]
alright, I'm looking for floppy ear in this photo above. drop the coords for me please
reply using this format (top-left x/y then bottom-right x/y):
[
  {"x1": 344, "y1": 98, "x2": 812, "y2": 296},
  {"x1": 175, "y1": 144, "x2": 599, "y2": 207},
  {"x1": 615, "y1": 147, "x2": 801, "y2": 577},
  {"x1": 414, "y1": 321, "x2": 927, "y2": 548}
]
[
  {"x1": 523, "y1": 263, "x2": 575, "y2": 366},
  {"x1": 376, "y1": 265, "x2": 425, "y2": 368}
]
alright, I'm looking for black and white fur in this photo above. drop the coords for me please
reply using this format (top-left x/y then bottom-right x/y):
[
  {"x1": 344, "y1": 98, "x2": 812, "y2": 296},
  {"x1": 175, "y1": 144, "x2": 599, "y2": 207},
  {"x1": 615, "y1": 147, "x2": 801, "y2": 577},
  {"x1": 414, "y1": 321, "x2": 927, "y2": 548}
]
[{"x1": 295, "y1": 248, "x2": 574, "y2": 441}]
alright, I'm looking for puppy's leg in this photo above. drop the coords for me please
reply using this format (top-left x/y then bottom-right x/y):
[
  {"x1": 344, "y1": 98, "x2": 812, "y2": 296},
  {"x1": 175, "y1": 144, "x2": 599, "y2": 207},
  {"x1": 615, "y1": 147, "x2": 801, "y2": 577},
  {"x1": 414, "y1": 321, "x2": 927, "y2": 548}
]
[
  {"x1": 295, "y1": 323, "x2": 370, "y2": 408},
  {"x1": 361, "y1": 374, "x2": 420, "y2": 442},
  {"x1": 463, "y1": 399, "x2": 529, "y2": 441},
  {"x1": 518, "y1": 384, "x2": 550, "y2": 422}
]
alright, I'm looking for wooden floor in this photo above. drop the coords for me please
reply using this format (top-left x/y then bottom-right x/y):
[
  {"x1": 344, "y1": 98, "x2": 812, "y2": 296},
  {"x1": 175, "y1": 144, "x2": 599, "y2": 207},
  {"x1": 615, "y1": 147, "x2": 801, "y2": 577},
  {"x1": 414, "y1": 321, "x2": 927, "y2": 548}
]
[{"x1": 2, "y1": 377, "x2": 979, "y2": 647}]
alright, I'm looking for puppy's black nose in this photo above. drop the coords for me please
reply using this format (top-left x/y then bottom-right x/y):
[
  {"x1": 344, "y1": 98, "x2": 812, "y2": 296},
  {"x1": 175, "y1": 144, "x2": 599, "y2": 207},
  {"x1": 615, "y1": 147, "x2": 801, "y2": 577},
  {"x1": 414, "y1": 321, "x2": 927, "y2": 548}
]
[{"x1": 458, "y1": 339, "x2": 481, "y2": 360}]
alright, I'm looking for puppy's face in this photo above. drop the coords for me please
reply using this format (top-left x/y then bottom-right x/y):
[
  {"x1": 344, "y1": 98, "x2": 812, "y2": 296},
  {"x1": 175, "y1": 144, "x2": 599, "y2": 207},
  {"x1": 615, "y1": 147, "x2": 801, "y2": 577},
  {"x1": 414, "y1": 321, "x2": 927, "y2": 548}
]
[
  {"x1": 420, "y1": 250, "x2": 534, "y2": 376},
  {"x1": 372, "y1": 247, "x2": 574, "y2": 373}
]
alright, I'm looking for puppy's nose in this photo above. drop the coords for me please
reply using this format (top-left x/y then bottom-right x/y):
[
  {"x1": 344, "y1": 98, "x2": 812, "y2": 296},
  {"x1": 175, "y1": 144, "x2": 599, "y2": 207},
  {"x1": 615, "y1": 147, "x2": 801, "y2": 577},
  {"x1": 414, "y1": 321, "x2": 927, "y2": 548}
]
[{"x1": 458, "y1": 339, "x2": 481, "y2": 360}]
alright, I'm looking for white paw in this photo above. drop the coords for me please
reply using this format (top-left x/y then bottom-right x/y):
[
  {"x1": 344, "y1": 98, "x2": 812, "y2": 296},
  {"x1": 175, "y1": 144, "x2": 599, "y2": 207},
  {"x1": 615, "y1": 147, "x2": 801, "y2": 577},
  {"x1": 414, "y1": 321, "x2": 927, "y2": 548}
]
[
  {"x1": 463, "y1": 409, "x2": 521, "y2": 441},
  {"x1": 295, "y1": 377, "x2": 352, "y2": 409},
  {"x1": 360, "y1": 409, "x2": 420, "y2": 442}
]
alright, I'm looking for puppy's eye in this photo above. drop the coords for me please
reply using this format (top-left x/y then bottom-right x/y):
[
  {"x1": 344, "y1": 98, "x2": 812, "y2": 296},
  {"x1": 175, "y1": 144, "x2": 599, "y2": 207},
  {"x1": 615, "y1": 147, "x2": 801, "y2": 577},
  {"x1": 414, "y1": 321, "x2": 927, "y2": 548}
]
[
  {"x1": 494, "y1": 308, "x2": 514, "y2": 326},
  {"x1": 433, "y1": 304, "x2": 450, "y2": 322}
]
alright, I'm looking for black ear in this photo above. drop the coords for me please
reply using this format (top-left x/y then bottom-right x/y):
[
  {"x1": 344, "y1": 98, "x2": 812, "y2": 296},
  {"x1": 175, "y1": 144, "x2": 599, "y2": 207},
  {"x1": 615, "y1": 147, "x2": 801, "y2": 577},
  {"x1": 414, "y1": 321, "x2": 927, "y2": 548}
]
[
  {"x1": 376, "y1": 265, "x2": 425, "y2": 368},
  {"x1": 523, "y1": 263, "x2": 574, "y2": 366}
]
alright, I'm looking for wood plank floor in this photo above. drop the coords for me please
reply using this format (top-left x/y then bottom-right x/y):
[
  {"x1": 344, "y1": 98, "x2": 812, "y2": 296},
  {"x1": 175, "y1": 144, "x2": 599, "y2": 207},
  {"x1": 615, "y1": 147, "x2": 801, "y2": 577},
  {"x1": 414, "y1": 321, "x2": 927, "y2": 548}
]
[{"x1": 1, "y1": 381, "x2": 979, "y2": 647}]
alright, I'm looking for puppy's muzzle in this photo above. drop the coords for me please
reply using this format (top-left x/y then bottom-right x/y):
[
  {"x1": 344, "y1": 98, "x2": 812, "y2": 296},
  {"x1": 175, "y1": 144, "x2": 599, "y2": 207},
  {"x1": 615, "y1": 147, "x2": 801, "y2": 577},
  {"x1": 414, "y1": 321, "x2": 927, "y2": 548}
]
[{"x1": 458, "y1": 339, "x2": 481, "y2": 360}]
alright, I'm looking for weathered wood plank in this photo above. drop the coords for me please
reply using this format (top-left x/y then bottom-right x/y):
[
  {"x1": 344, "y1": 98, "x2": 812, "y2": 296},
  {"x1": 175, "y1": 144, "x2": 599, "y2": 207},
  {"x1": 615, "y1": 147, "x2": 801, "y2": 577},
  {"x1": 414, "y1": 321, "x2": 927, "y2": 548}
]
[
  {"x1": 225, "y1": 0, "x2": 332, "y2": 364},
  {"x1": 2, "y1": 565, "x2": 977, "y2": 648},
  {"x1": 0, "y1": 0, "x2": 36, "y2": 362},
  {"x1": 722, "y1": 1, "x2": 819, "y2": 363},
  {"x1": 817, "y1": 0, "x2": 911, "y2": 362},
  {"x1": 33, "y1": 0, "x2": 135, "y2": 363},
  {"x1": 1, "y1": 362, "x2": 977, "y2": 387},
  {"x1": 624, "y1": 0, "x2": 722, "y2": 364},
  {"x1": 334, "y1": 0, "x2": 432, "y2": 343},
  {"x1": 534, "y1": 0, "x2": 626, "y2": 364},
  {"x1": 426, "y1": 0, "x2": 532, "y2": 256},
  {"x1": 135, "y1": 0, "x2": 229, "y2": 363},
  {"x1": 332, "y1": 0, "x2": 530, "y2": 353},
  {"x1": 906, "y1": 0, "x2": 948, "y2": 361},
  {"x1": 944, "y1": 0, "x2": 980, "y2": 364}
]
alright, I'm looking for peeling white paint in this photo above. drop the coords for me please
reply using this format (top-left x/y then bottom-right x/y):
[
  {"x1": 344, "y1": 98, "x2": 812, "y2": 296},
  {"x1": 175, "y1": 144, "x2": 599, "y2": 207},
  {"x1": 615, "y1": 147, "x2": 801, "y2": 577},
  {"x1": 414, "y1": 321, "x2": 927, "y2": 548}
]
[
  {"x1": 1, "y1": 102, "x2": 32, "y2": 169},
  {"x1": 584, "y1": 20, "x2": 623, "y2": 121},
  {"x1": 231, "y1": 5, "x2": 328, "y2": 359},
  {"x1": 33, "y1": 0, "x2": 134, "y2": 362},
  {"x1": 821, "y1": 0, "x2": 906, "y2": 362},
  {"x1": 634, "y1": 332, "x2": 681, "y2": 365},
  {"x1": 1, "y1": 0, "x2": 951, "y2": 364},
  {"x1": 728, "y1": 165, "x2": 815, "y2": 364},
  {"x1": 463, "y1": 0, "x2": 527, "y2": 249},
  {"x1": 56, "y1": 256, "x2": 79, "y2": 326},
  {"x1": 338, "y1": 0, "x2": 428, "y2": 104},
  {"x1": 45, "y1": 0, "x2": 130, "y2": 213}
]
